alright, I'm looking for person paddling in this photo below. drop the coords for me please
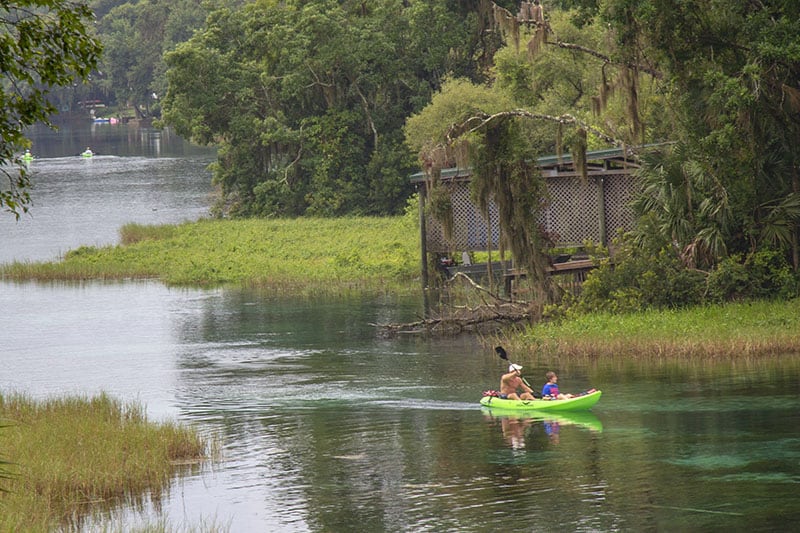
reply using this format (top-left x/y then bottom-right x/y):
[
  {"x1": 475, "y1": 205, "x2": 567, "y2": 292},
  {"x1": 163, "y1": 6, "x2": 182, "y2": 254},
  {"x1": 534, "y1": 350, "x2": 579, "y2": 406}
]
[
  {"x1": 542, "y1": 371, "x2": 575, "y2": 400},
  {"x1": 500, "y1": 364, "x2": 535, "y2": 400}
]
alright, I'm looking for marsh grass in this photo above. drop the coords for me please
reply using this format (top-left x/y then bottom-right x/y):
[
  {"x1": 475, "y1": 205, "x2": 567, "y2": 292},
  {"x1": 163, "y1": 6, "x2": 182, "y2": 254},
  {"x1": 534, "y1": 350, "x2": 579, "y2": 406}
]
[
  {"x1": 0, "y1": 217, "x2": 419, "y2": 295},
  {"x1": 500, "y1": 298, "x2": 800, "y2": 359},
  {"x1": 0, "y1": 393, "x2": 209, "y2": 531}
]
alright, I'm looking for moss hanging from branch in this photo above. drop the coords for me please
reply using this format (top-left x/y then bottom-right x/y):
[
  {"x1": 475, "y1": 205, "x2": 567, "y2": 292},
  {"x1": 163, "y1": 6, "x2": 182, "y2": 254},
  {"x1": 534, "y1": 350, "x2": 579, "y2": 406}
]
[
  {"x1": 555, "y1": 121, "x2": 563, "y2": 162},
  {"x1": 418, "y1": 136, "x2": 471, "y2": 242},
  {"x1": 442, "y1": 106, "x2": 634, "y2": 304},
  {"x1": 469, "y1": 116, "x2": 557, "y2": 303},
  {"x1": 572, "y1": 127, "x2": 588, "y2": 181},
  {"x1": 492, "y1": 2, "x2": 520, "y2": 50},
  {"x1": 427, "y1": 179, "x2": 455, "y2": 241},
  {"x1": 600, "y1": 63, "x2": 613, "y2": 110},
  {"x1": 620, "y1": 67, "x2": 642, "y2": 142}
]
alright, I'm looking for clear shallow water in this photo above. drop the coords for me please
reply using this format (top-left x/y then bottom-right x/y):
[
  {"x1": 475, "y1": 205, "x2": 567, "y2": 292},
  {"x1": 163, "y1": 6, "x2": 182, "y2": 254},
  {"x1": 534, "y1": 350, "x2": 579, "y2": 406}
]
[
  {"x1": 4, "y1": 281, "x2": 799, "y2": 532},
  {"x1": 2, "y1": 123, "x2": 800, "y2": 531}
]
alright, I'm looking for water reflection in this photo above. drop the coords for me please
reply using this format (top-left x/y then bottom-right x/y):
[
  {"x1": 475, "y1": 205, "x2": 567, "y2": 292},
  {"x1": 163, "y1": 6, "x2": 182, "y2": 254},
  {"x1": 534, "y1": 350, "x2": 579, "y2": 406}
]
[
  {"x1": 3, "y1": 278, "x2": 800, "y2": 531},
  {"x1": 482, "y1": 408, "x2": 603, "y2": 450}
]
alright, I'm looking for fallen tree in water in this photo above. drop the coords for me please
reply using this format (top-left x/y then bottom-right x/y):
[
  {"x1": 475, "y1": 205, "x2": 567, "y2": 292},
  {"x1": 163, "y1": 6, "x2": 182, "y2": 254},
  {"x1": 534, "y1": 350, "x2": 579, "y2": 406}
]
[{"x1": 373, "y1": 273, "x2": 534, "y2": 335}]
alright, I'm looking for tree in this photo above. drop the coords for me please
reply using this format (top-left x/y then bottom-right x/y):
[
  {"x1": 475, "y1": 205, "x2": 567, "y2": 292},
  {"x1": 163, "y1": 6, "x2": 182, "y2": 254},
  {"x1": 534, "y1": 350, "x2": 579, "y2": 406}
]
[
  {"x1": 161, "y1": 0, "x2": 482, "y2": 217},
  {"x1": 0, "y1": 0, "x2": 102, "y2": 218},
  {"x1": 408, "y1": 0, "x2": 800, "y2": 310},
  {"x1": 603, "y1": 0, "x2": 800, "y2": 269},
  {"x1": 97, "y1": 0, "x2": 207, "y2": 117},
  {"x1": 406, "y1": 5, "x2": 671, "y2": 302}
]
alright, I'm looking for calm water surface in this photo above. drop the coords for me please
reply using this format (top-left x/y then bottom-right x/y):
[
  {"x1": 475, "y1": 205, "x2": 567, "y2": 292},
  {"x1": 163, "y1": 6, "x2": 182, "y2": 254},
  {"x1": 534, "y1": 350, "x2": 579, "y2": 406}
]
[
  {"x1": 2, "y1": 123, "x2": 799, "y2": 532},
  {"x1": 1, "y1": 121, "x2": 215, "y2": 263}
]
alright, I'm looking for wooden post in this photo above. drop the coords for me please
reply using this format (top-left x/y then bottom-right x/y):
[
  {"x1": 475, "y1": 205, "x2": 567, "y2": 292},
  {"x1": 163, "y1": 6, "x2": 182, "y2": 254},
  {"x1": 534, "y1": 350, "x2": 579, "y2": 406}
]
[
  {"x1": 793, "y1": 164, "x2": 799, "y2": 271},
  {"x1": 418, "y1": 188, "x2": 429, "y2": 291},
  {"x1": 596, "y1": 176, "x2": 607, "y2": 246}
]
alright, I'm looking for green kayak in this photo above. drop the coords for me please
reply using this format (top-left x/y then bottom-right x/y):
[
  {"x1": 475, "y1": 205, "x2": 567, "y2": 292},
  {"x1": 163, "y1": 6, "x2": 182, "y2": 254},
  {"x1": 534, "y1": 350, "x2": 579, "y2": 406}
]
[{"x1": 479, "y1": 390, "x2": 602, "y2": 411}]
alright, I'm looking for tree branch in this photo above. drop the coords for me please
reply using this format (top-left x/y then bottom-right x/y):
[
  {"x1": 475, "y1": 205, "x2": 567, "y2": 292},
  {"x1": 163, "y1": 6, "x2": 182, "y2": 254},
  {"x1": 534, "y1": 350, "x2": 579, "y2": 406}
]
[
  {"x1": 446, "y1": 109, "x2": 622, "y2": 147},
  {"x1": 547, "y1": 40, "x2": 663, "y2": 80}
]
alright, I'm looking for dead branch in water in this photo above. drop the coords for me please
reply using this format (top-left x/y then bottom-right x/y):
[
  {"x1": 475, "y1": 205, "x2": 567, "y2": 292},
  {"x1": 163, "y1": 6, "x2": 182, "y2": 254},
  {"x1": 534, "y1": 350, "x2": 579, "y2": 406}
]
[{"x1": 372, "y1": 272, "x2": 533, "y2": 335}]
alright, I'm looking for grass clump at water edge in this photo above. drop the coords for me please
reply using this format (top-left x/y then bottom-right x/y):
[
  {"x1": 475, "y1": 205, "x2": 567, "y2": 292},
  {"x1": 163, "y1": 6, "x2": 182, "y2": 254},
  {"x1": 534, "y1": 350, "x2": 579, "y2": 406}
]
[
  {"x1": 497, "y1": 298, "x2": 800, "y2": 360},
  {"x1": 0, "y1": 217, "x2": 420, "y2": 295},
  {"x1": 0, "y1": 392, "x2": 214, "y2": 531}
]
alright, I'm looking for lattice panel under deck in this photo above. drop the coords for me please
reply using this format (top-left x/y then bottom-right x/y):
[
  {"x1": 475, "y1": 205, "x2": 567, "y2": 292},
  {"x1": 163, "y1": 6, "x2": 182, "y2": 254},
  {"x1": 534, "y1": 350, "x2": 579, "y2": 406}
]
[
  {"x1": 540, "y1": 175, "x2": 602, "y2": 246},
  {"x1": 425, "y1": 182, "x2": 501, "y2": 252},
  {"x1": 604, "y1": 173, "x2": 637, "y2": 237},
  {"x1": 424, "y1": 172, "x2": 636, "y2": 253}
]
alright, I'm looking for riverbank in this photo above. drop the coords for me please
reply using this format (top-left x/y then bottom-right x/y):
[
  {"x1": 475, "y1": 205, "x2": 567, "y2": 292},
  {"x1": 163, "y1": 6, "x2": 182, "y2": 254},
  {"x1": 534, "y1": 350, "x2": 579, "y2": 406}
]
[
  {"x1": 497, "y1": 298, "x2": 800, "y2": 359},
  {"x1": 0, "y1": 216, "x2": 420, "y2": 295},
  {"x1": 3, "y1": 216, "x2": 800, "y2": 358},
  {"x1": 0, "y1": 393, "x2": 210, "y2": 531}
]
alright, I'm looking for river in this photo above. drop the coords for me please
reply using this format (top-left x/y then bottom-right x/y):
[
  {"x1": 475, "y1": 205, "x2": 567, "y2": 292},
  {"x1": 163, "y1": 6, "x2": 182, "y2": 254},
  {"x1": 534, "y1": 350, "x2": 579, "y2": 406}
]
[{"x1": 2, "y1": 122, "x2": 799, "y2": 532}]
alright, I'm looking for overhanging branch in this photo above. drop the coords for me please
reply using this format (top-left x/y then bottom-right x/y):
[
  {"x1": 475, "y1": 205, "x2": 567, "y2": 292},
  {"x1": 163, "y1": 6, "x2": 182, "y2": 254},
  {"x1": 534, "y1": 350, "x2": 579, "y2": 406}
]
[
  {"x1": 547, "y1": 40, "x2": 663, "y2": 80},
  {"x1": 446, "y1": 109, "x2": 622, "y2": 147}
]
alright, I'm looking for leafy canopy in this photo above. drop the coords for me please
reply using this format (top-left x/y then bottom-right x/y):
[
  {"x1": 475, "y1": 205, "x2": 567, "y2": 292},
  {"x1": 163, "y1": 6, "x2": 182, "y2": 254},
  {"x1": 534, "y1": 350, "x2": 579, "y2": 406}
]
[
  {"x1": 0, "y1": 0, "x2": 102, "y2": 218},
  {"x1": 161, "y1": 0, "x2": 482, "y2": 217}
]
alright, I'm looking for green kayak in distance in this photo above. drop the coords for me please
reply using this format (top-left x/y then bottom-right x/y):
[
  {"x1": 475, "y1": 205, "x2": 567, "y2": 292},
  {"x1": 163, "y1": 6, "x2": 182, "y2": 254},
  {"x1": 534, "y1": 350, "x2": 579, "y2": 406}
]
[{"x1": 479, "y1": 390, "x2": 602, "y2": 411}]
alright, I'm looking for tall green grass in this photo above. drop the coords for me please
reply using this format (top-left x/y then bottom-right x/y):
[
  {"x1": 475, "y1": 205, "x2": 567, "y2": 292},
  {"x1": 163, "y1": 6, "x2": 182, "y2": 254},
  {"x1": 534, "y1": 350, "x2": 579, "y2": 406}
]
[
  {"x1": 0, "y1": 393, "x2": 210, "y2": 531},
  {"x1": 497, "y1": 298, "x2": 800, "y2": 359},
  {"x1": 0, "y1": 216, "x2": 420, "y2": 294}
]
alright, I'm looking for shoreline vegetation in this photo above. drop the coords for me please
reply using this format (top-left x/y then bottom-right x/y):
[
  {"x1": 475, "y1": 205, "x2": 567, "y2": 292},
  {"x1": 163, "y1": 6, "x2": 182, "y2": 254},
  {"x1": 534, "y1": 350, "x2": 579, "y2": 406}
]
[
  {"x1": 0, "y1": 393, "x2": 212, "y2": 531},
  {"x1": 0, "y1": 217, "x2": 421, "y2": 294},
  {"x1": 2, "y1": 216, "x2": 799, "y2": 359},
  {"x1": 501, "y1": 298, "x2": 800, "y2": 360}
]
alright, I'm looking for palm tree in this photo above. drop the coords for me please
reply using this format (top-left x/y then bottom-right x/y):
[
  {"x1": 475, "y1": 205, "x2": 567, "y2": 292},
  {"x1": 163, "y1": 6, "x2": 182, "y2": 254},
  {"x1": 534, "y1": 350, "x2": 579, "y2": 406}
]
[{"x1": 631, "y1": 143, "x2": 733, "y2": 269}]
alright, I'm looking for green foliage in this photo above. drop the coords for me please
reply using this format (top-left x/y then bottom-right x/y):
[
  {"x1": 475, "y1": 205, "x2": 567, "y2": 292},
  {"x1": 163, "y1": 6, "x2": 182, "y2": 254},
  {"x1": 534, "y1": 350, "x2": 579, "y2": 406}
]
[
  {"x1": 568, "y1": 241, "x2": 798, "y2": 315},
  {"x1": 95, "y1": 0, "x2": 208, "y2": 116},
  {"x1": 479, "y1": 1, "x2": 800, "y2": 294},
  {"x1": 603, "y1": 0, "x2": 800, "y2": 265},
  {"x1": 707, "y1": 250, "x2": 799, "y2": 303},
  {"x1": 0, "y1": 393, "x2": 206, "y2": 530},
  {"x1": 631, "y1": 142, "x2": 733, "y2": 268},
  {"x1": 0, "y1": 0, "x2": 101, "y2": 218},
  {"x1": 161, "y1": 0, "x2": 479, "y2": 218},
  {"x1": 492, "y1": 45, "x2": 537, "y2": 106},
  {"x1": 404, "y1": 77, "x2": 515, "y2": 158},
  {"x1": 574, "y1": 243, "x2": 706, "y2": 314},
  {"x1": 407, "y1": 4, "x2": 676, "y2": 304},
  {"x1": 1, "y1": 217, "x2": 420, "y2": 294}
]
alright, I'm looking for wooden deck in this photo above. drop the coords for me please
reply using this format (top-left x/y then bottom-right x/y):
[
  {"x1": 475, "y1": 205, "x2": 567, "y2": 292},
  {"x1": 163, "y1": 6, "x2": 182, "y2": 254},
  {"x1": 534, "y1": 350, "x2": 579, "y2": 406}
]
[
  {"x1": 441, "y1": 258, "x2": 596, "y2": 295},
  {"x1": 503, "y1": 259, "x2": 596, "y2": 295}
]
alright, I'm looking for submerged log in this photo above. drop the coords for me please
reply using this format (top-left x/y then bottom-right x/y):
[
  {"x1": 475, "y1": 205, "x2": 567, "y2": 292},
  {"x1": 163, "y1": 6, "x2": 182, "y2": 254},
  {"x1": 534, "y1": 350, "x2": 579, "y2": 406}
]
[{"x1": 372, "y1": 273, "x2": 533, "y2": 335}]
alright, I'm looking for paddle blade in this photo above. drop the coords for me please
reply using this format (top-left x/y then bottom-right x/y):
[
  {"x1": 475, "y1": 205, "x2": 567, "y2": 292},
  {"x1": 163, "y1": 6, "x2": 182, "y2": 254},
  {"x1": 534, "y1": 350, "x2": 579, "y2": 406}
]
[{"x1": 494, "y1": 346, "x2": 508, "y2": 360}]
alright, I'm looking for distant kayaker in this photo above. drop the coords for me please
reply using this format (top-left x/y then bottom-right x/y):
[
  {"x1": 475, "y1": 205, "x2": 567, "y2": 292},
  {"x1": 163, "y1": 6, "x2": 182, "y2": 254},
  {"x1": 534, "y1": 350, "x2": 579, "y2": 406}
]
[
  {"x1": 542, "y1": 371, "x2": 575, "y2": 400},
  {"x1": 500, "y1": 364, "x2": 535, "y2": 400}
]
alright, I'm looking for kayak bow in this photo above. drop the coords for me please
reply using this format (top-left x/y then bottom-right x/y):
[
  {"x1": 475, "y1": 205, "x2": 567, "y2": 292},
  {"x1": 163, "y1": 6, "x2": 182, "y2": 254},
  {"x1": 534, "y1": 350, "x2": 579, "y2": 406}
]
[{"x1": 479, "y1": 390, "x2": 602, "y2": 411}]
